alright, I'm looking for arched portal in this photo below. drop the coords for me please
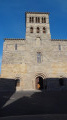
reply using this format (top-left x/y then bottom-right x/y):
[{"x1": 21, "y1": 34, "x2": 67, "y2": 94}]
[{"x1": 36, "y1": 76, "x2": 43, "y2": 90}]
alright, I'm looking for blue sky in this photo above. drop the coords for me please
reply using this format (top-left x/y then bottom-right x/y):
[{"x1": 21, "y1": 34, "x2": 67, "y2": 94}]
[{"x1": 0, "y1": 0, "x2": 67, "y2": 73}]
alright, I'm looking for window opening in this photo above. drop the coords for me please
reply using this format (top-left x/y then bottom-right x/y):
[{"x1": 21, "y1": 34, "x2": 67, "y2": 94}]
[
  {"x1": 30, "y1": 27, "x2": 33, "y2": 33},
  {"x1": 15, "y1": 44, "x2": 17, "y2": 50},
  {"x1": 37, "y1": 27, "x2": 40, "y2": 33},
  {"x1": 43, "y1": 27, "x2": 46, "y2": 33},
  {"x1": 37, "y1": 52, "x2": 41, "y2": 63}
]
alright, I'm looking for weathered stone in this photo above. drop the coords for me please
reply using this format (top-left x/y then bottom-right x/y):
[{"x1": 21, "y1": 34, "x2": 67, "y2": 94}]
[{"x1": 1, "y1": 12, "x2": 67, "y2": 91}]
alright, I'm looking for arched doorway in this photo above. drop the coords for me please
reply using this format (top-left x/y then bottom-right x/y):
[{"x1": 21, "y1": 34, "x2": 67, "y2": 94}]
[{"x1": 36, "y1": 76, "x2": 43, "y2": 90}]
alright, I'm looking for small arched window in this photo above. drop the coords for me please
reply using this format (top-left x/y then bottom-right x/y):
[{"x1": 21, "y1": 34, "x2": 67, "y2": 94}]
[
  {"x1": 32, "y1": 17, "x2": 34, "y2": 23},
  {"x1": 38, "y1": 17, "x2": 40, "y2": 23},
  {"x1": 29, "y1": 17, "x2": 32, "y2": 23},
  {"x1": 36, "y1": 17, "x2": 40, "y2": 23},
  {"x1": 15, "y1": 44, "x2": 17, "y2": 50},
  {"x1": 42, "y1": 17, "x2": 46, "y2": 23},
  {"x1": 29, "y1": 17, "x2": 34, "y2": 23},
  {"x1": 44, "y1": 17, "x2": 46, "y2": 23},
  {"x1": 43, "y1": 27, "x2": 46, "y2": 33},
  {"x1": 30, "y1": 27, "x2": 33, "y2": 33},
  {"x1": 37, "y1": 52, "x2": 41, "y2": 63},
  {"x1": 36, "y1": 17, "x2": 37, "y2": 23},
  {"x1": 37, "y1": 27, "x2": 40, "y2": 33},
  {"x1": 42, "y1": 17, "x2": 43, "y2": 23}
]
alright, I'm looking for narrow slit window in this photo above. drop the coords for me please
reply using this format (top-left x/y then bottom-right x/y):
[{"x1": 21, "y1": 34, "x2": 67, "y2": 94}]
[
  {"x1": 42, "y1": 17, "x2": 43, "y2": 23},
  {"x1": 44, "y1": 17, "x2": 46, "y2": 23},
  {"x1": 29, "y1": 17, "x2": 32, "y2": 23},
  {"x1": 15, "y1": 44, "x2": 17, "y2": 50},
  {"x1": 37, "y1": 52, "x2": 41, "y2": 63},
  {"x1": 38, "y1": 17, "x2": 40, "y2": 23},
  {"x1": 36, "y1": 17, "x2": 37, "y2": 23},
  {"x1": 59, "y1": 45, "x2": 61, "y2": 50}
]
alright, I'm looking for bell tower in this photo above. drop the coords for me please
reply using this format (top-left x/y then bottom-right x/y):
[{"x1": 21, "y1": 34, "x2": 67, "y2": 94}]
[{"x1": 25, "y1": 12, "x2": 51, "y2": 40}]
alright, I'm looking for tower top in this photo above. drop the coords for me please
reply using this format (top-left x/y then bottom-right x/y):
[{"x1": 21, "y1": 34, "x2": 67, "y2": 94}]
[
  {"x1": 25, "y1": 12, "x2": 50, "y2": 15},
  {"x1": 25, "y1": 11, "x2": 50, "y2": 39}
]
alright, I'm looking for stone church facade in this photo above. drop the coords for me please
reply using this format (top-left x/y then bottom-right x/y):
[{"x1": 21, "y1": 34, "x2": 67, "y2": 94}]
[{"x1": 1, "y1": 12, "x2": 67, "y2": 91}]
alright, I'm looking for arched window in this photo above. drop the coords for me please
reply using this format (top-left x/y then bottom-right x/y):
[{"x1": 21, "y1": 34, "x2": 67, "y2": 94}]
[
  {"x1": 37, "y1": 52, "x2": 41, "y2": 63},
  {"x1": 36, "y1": 17, "x2": 40, "y2": 23},
  {"x1": 32, "y1": 17, "x2": 34, "y2": 23},
  {"x1": 43, "y1": 27, "x2": 46, "y2": 33},
  {"x1": 36, "y1": 17, "x2": 37, "y2": 23},
  {"x1": 30, "y1": 27, "x2": 33, "y2": 33},
  {"x1": 42, "y1": 17, "x2": 43, "y2": 23},
  {"x1": 38, "y1": 17, "x2": 40, "y2": 23},
  {"x1": 44, "y1": 17, "x2": 46, "y2": 23},
  {"x1": 42, "y1": 17, "x2": 46, "y2": 23},
  {"x1": 29, "y1": 17, "x2": 34, "y2": 23},
  {"x1": 29, "y1": 17, "x2": 32, "y2": 23},
  {"x1": 37, "y1": 27, "x2": 40, "y2": 33},
  {"x1": 15, "y1": 44, "x2": 17, "y2": 50}
]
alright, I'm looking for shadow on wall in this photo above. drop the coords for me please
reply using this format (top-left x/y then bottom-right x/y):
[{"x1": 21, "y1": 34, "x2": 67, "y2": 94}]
[
  {"x1": 0, "y1": 78, "x2": 16, "y2": 115},
  {"x1": 36, "y1": 77, "x2": 67, "y2": 91},
  {"x1": 0, "y1": 77, "x2": 67, "y2": 117}
]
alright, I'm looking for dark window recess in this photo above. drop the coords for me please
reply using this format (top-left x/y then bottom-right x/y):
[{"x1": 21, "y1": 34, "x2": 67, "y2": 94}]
[
  {"x1": 42, "y1": 17, "x2": 46, "y2": 23},
  {"x1": 38, "y1": 17, "x2": 40, "y2": 23},
  {"x1": 15, "y1": 44, "x2": 17, "y2": 50},
  {"x1": 29, "y1": 17, "x2": 32, "y2": 23},
  {"x1": 36, "y1": 17, "x2": 40, "y2": 23},
  {"x1": 36, "y1": 17, "x2": 37, "y2": 23},
  {"x1": 59, "y1": 78, "x2": 64, "y2": 86},
  {"x1": 37, "y1": 27, "x2": 40, "y2": 33},
  {"x1": 37, "y1": 52, "x2": 41, "y2": 63},
  {"x1": 30, "y1": 27, "x2": 33, "y2": 33},
  {"x1": 44, "y1": 17, "x2": 46, "y2": 23},
  {"x1": 43, "y1": 27, "x2": 46, "y2": 33},
  {"x1": 32, "y1": 17, "x2": 34, "y2": 23},
  {"x1": 15, "y1": 79, "x2": 20, "y2": 87},
  {"x1": 29, "y1": 17, "x2": 34, "y2": 23}
]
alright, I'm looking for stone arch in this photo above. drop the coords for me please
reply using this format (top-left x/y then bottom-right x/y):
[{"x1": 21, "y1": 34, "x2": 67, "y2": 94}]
[
  {"x1": 35, "y1": 73, "x2": 45, "y2": 80},
  {"x1": 35, "y1": 73, "x2": 46, "y2": 90}
]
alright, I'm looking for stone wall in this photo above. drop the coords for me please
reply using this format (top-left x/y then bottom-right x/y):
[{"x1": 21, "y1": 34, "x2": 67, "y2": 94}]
[{"x1": 1, "y1": 12, "x2": 67, "y2": 91}]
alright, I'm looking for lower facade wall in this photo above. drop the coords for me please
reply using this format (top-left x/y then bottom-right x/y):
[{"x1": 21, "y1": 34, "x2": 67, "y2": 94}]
[
  {"x1": 46, "y1": 78, "x2": 67, "y2": 91},
  {"x1": 0, "y1": 78, "x2": 67, "y2": 91}
]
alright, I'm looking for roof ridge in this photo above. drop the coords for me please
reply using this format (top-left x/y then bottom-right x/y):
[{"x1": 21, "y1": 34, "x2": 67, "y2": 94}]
[
  {"x1": 25, "y1": 12, "x2": 49, "y2": 14},
  {"x1": 4, "y1": 38, "x2": 25, "y2": 40},
  {"x1": 51, "y1": 39, "x2": 67, "y2": 41}
]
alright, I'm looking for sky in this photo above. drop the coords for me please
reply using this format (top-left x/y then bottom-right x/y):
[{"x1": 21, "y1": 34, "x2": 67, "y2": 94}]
[{"x1": 0, "y1": 0, "x2": 67, "y2": 73}]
